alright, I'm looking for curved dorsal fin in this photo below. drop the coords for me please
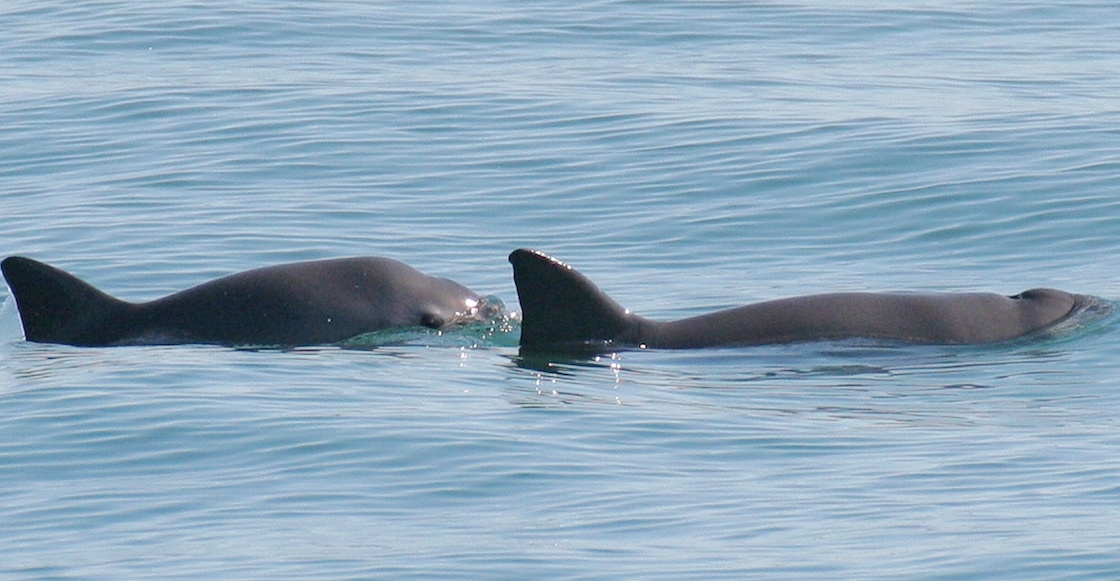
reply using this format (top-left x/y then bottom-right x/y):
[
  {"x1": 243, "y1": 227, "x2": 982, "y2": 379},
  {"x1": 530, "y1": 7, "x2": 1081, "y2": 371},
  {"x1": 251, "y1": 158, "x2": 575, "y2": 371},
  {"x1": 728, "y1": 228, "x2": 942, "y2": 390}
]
[
  {"x1": 1, "y1": 256, "x2": 133, "y2": 345},
  {"x1": 508, "y1": 249, "x2": 634, "y2": 350}
]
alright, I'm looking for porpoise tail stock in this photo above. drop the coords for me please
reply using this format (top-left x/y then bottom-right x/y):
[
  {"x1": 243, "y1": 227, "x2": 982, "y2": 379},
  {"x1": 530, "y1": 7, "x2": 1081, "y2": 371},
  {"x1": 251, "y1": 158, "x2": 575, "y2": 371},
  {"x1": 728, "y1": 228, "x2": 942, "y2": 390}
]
[
  {"x1": 508, "y1": 249, "x2": 1087, "y2": 352},
  {"x1": 2, "y1": 255, "x2": 498, "y2": 347}
]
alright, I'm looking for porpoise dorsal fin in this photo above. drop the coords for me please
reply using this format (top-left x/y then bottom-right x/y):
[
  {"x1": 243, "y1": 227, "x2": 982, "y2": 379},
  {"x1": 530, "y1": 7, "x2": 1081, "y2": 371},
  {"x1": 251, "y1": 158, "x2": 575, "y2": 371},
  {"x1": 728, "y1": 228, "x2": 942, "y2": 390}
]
[
  {"x1": 1, "y1": 256, "x2": 134, "y2": 346},
  {"x1": 508, "y1": 249, "x2": 636, "y2": 350}
]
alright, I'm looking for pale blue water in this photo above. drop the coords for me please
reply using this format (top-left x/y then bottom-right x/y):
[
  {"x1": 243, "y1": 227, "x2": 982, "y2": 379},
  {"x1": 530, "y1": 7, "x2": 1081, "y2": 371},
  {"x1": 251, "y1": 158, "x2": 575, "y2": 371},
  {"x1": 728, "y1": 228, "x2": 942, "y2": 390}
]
[{"x1": 3, "y1": 1, "x2": 1120, "y2": 579}]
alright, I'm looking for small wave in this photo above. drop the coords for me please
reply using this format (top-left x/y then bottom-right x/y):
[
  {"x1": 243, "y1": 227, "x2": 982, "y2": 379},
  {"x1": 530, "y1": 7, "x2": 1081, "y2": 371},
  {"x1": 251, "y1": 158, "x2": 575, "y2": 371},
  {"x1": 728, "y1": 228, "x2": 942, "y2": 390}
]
[
  {"x1": 1039, "y1": 295, "x2": 1118, "y2": 343},
  {"x1": 339, "y1": 295, "x2": 520, "y2": 350}
]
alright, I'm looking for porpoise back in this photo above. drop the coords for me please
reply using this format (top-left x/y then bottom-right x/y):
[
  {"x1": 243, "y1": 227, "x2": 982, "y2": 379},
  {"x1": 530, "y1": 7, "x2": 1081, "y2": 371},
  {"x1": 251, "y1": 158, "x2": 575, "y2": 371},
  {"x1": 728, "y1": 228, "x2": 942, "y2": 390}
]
[
  {"x1": 508, "y1": 249, "x2": 1084, "y2": 351},
  {"x1": 2, "y1": 256, "x2": 491, "y2": 347}
]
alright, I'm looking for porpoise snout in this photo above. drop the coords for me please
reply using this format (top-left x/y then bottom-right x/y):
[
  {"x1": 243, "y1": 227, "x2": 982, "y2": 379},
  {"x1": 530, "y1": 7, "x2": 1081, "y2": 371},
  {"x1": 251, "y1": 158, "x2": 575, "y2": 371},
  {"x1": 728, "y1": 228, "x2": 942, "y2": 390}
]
[{"x1": 457, "y1": 295, "x2": 506, "y2": 325}]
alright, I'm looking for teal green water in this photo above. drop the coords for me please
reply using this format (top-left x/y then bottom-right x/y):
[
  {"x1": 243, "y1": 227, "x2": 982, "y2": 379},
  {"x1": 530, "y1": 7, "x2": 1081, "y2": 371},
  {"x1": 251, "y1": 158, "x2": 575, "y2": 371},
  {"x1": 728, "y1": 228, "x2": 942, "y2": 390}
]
[{"x1": 3, "y1": 1, "x2": 1120, "y2": 579}]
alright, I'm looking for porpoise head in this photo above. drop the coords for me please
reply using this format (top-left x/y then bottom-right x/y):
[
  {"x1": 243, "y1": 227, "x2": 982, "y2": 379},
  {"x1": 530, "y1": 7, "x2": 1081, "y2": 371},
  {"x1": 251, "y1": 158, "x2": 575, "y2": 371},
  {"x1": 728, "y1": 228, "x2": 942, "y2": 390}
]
[{"x1": 410, "y1": 275, "x2": 505, "y2": 330}]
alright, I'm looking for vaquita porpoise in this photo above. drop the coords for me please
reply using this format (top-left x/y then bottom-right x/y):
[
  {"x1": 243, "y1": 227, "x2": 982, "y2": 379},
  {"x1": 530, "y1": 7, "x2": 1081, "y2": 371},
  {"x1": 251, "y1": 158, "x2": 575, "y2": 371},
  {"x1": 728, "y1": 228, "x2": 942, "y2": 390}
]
[
  {"x1": 1, "y1": 256, "x2": 498, "y2": 347},
  {"x1": 508, "y1": 249, "x2": 1087, "y2": 352}
]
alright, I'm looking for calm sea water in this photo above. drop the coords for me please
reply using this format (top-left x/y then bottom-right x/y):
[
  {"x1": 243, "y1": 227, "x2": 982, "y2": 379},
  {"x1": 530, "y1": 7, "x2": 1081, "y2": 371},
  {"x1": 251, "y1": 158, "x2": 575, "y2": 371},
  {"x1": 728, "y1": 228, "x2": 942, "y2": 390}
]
[{"x1": 4, "y1": 1, "x2": 1120, "y2": 579}]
